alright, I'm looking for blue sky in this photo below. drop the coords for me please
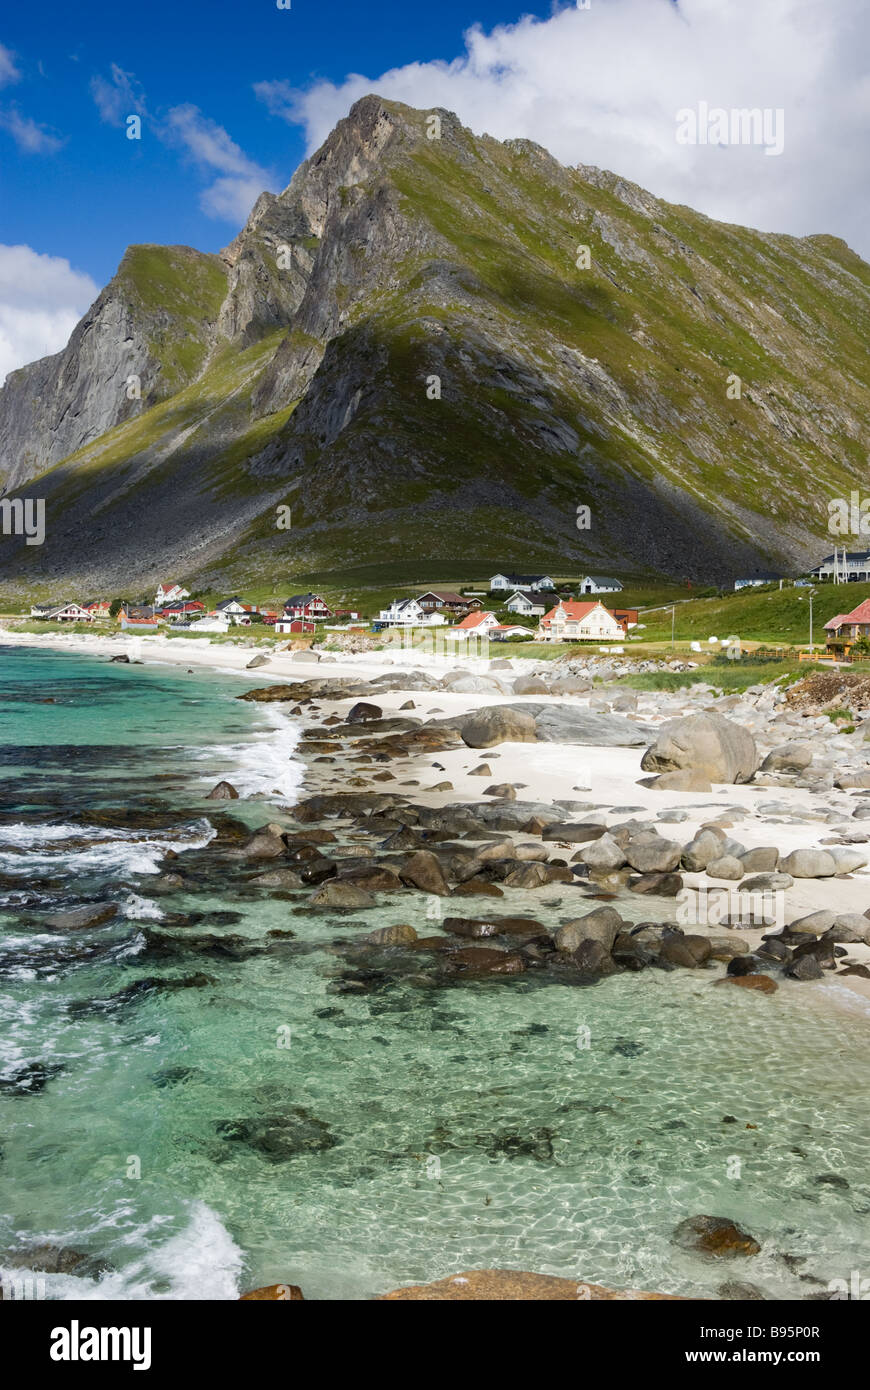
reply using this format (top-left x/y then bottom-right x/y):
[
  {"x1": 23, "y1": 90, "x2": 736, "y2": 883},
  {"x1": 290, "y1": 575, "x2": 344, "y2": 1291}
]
[
  {"x1": 0, "y1": 0, "x2": 867, "y2": 382},
  {"x1": 0, "y1": 0, "x2": 550, "y2": 285}
]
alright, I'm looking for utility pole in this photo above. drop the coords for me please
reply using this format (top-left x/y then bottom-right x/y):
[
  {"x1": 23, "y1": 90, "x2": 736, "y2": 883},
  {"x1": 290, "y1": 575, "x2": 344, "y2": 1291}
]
[{"x1": 809, "y1": 588, "x2": 816, "y2": 651}]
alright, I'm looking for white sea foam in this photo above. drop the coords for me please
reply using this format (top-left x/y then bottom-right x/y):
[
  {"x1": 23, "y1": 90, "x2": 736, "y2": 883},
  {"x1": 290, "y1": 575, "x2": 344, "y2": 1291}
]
[
  {"x1": 196, "y1": 703, "x2": 304, "y2": 803},
  {"x1": 121, "y1": 893, "x2": 164, "y2": 921},
  {"x1": 0, "y1": 819, "x2": 215, "y2": 876},
  {"x1": 0, "y1": 1201, "x2": 244, "y2": 1301}
]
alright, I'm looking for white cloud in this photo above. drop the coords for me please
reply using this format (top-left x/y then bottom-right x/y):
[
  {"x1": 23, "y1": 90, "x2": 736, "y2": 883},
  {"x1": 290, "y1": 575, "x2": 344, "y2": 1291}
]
[
  {"x1": 257, "y1": 0, "x2": 870, "y2": 257},
  {"x1": 90, "y1": 63, "x2": 147, "y2": 126},
  {"x1": 164, "y1": 103, "x2": 274, "y2": 223},
  {"x1": 0, "y1": 107, "x2": 62, "y2": 153},
  {"x1": 0, "y1": 245, "x2": 98, "y2": 385},
  {"x1": 0, "y1": 43, "x2": 20, "y2": 87}
]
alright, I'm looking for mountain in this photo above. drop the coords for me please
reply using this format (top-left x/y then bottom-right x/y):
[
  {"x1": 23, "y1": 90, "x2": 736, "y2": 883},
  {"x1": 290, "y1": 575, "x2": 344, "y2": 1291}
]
[{"x1": 1, "y1": 94, "x2": 868, "y2": 599}]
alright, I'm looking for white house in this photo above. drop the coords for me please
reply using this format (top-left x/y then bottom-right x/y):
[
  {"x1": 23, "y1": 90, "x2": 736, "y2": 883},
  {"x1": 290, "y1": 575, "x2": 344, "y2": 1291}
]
[
  {"x1": 155, "y1": 582, "x2": 190, "y2": 606},
  {"x1": 538, "y1": 600, "x2": 625, "y2": 643},
  {"x1": 505, "y1": 590, "x2": 546, "y2": 616},
  {"x1": 578, "y1": 575, "x2": 624, "y2": 595},
  {"x1": 215, "y1": 597, "x2": 257, "y2": 626},
  {"x1": 34, "y1": 602, "x2": 94, "y2": 623},
  {"x1": 490, "y1": 572, "x2": 555, "y2": 592},
  {"x1": 377, "y1": 598, "x2": 447, "y2": 627},
  {"x1": 448, "y1": 611, "x2": 501, "y2": 639},
  {"x1": 733, "y1": 573, "x2": 782, "y2": 590},
  {"x1": 188, "y1": 615, "x2": 230, "y2": 632}
]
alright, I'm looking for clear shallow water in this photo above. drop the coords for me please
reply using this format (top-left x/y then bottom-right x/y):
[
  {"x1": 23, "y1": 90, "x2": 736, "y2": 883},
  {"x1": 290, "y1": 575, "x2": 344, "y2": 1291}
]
[{"x1": 1, "y1": 645, "x2": 870, "y2": 1301}]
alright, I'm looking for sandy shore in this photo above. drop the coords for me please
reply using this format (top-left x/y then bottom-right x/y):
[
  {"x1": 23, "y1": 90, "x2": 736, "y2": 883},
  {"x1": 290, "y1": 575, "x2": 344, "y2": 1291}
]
[{"x1": 4, "y1": 622, "x2": 869, "y2": 1010}]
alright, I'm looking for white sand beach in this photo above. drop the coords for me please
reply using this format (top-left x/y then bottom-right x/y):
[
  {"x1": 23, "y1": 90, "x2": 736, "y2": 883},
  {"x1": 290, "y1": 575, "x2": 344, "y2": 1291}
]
[{"x1": 3, "y1": 622, "x2": 869, "y2": 1008}]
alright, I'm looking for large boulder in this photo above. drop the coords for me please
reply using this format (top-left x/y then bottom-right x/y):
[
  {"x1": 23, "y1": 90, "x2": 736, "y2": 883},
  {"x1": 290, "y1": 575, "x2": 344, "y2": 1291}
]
[
  {"x1": 460, "y1": 707, "x2": 538, "y2": 748},
  {"x1": 398, "y1": 850, "x2": 451, "y2": 896},
  {"x1": 761, "y1": 743, "x2": 813, "y2": 773},
  {"x1": 309, "y1": 881, "x2": 375, "y2": 908},
  {"x1": 554, "y1": 907, "x2": 623, "y2": 954},
  {"x1": 379, "y1": 1269, "x2": 685, "y2": 1300},
  {"x1": 532, "y1": 706, "x2": 650, "y2": 746},
  {"x1": 624, "y1": 833, "x2": 682, "y2": 874},
  {"x1": 681, "y1": 828, "x2": 727, "y2": 872},
  {"x1": 575, "y1": 833, "x2": 627, "y2": 872},
  {"x1": 641, "y1": 713, "x2": 758, "y2": 784},
  {"x1": 345, "y1": 701, "x2": 383, "y2": 723},
  {"x1": 206, "y1": 780, "x2": 240, "y2": 800},
  {"x1": 778, "y1": 848, "x2": 836, "y2": 878}
]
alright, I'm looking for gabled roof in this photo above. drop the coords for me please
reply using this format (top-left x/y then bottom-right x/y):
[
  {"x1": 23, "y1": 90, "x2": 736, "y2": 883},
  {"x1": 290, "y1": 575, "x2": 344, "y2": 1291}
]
[
  {"x1": 824, "y1": 614, "x2": 852, "y2": 630},
  {"x1": 543, "y1": 600, "x2": 601, "y2": 622},
  {"x1": 582, "y1": 575, "x2": 623, "y2": 586},
  {"x1": 418, "y1": 590, "x2": 465, "y2": 604},
  {"x1": 507, "y1": 590, "x2": 544, "y2": 603},
  {"x1": 493, "y1": 572, "x2": 551, "y2": 583},
  {"x1": 840, "y1": 599, "x2": 870, "y2": 625},
  {"x1": 455, "y1": 610, "x2": 495, "y2": 629}
]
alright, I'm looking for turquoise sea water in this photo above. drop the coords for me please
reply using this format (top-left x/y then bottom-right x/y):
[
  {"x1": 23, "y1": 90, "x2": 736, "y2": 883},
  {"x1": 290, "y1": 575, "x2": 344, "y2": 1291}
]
[{"x1": 1, "y1": 644, "x2": 870, "y2": 1301}]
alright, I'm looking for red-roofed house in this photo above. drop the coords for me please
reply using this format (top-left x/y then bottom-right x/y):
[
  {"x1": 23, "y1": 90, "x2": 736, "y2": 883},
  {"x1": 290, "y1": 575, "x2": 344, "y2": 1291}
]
[
  {"x1": 825, "y1": 601, "x2": 870, "y2": 657},
  {"x1": 539, "y1": 599, "x2": 625, "y2": 642},
  {"x1": 155, "y1": 583, "x2": 190, "y2": 606},
  {"x1": 449, "y1": 611, "x2": 501, "y2": 639}
]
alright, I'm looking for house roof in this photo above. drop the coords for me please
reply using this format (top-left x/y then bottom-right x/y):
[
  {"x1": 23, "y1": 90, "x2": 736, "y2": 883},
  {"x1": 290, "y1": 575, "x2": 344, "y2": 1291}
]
[
  {"x1": 507, "y1": 590, "x2": 544, "y2": 603},
  {"x1": 419, "y1": 590, "x2": 465, "y2": 604},
  {"x1": 543, "y1": 600, "x2": 601, "y2": 622},
  {"x1": 582, "y1": 575, "x2": 623, "y2": 587},
  {"x1": 840, "y1": 600, "x2": 870, "y2": 625},
  {"x1": 493, "y1": 572, "x2": 550, "y2": 583},
  {"x1": 283, "y1": 593, "x2": 327, "y2": 607},
  {"x1": 455, "y1": 610, "x2": 495, "y2": 629},
  {"x1": 824, "y1": 614, "x2": 853, "y2": 630}
]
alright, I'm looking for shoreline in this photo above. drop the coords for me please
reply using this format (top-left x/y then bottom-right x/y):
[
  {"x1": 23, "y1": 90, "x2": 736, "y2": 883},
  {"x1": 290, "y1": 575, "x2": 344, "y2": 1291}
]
[{"x1": 4, "y1": 623, "x2": 870, "y2": 1013}]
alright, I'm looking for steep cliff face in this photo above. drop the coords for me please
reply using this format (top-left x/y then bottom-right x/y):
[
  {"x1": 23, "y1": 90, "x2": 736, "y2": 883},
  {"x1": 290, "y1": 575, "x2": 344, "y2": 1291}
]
[
  {"x1": 0, "y1": 94, "x2": 868, "y2": 597},
  {"x1": 0, "y1": 245, "x2": 227, "y2": 492}
]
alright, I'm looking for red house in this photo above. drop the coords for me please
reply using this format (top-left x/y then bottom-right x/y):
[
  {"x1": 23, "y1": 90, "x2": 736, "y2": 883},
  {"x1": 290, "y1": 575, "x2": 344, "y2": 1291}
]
[
  {"x1": 282, "y1": 593, "x2": 333, "y2": 621},
  {"x1": 275, "y1": 617, "x2": 315, "y2": 635}
]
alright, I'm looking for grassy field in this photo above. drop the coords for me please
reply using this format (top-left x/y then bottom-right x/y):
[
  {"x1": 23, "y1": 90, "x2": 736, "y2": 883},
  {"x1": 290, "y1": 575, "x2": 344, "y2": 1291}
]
[{"x1": 635, "y1": 581, "x2": 867, "y2": 646}]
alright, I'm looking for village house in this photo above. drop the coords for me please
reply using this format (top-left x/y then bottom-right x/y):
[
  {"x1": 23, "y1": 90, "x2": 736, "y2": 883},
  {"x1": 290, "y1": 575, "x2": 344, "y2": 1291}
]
[
  {"x1": 448, "y1": 610, "x2": 502, "y2": 639},
  {"x1": 578, "y1": 575, "x2": 624, "y2": 595},
  {"x1": 489, "y1": 572, "x2": 555, "y2": 593},
  {"x1": 155, "y1": 582, "x2": 190, "y2": 606},
  {"x1": 274, "y1": 617, "x2": 316, "y2": 636},
  {"x1": 32, "y1": 602, "x2": 94, "y2": 623},
  {"x1": 538, "y1": 599, "x2": 626, "y2": 643},
  {"x1": 810, "y1": 551, "x2": 870, "y2": 583},
  {"x1": 214, "y1": 597, "x2": 258, "y2": 626},
  {"x1": 416, "y1": 590, "x2": 479, "y2": 615},
  {"x1": 825, "y1": 599, "x2": 870, "y2": 656},
  {"x1": 282, "y1": 593, "x2": 334, "y2": 622},
  {"x1": 118, "y1": 604, "x2": 157, "y2": 627},
  {"x1": 612, "y1": 607, "x2": 639, "y2": 632},
  {"x1": 376, "y1": 597, "x2": 447, "y2": 628},
  {"x1": 504, "y1": 590, "x2": 547, "y2": 616},
  {"x1": 733, "y1": 572, "x2": 782, "y2": 590},
  {"x1": 161, "y1": 600, "x2": 205, "y2": 622},
  {"x1": 82, "y1": 599, "x2": 111, "y2": 617},
  {"x1": 489, "y1": 622, "x2": 535, "y2": 641}
]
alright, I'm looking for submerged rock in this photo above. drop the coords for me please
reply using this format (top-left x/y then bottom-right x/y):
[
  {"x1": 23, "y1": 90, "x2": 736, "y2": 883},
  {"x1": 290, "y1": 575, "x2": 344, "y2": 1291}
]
[
  {"x1": 216, "y1": 1108, "x2": 338, "y2": 1162},
  {"x1": 672, "y1": 1215, "x2": 761, "y2": 1258}
]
